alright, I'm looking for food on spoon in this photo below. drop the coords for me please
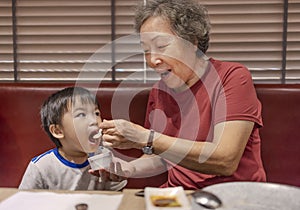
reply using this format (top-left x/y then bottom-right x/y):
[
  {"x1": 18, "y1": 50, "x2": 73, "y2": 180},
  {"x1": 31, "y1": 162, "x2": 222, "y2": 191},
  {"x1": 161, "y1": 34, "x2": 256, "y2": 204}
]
[
  {"x1": 150, "y1": 195, "x2": 181, "y2": 207},
  {"x1": 93, "y1": 129, "x2": 102, "y2": 139}
]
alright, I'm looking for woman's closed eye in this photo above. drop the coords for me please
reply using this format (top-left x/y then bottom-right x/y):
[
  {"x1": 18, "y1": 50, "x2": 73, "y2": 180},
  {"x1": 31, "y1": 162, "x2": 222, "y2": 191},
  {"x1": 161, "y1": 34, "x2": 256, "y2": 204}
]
[
  {"x1": 157, "y1": 44, "x2": 169, "y2": 49},
  {"x1": 142, "y1": 47, "x2": 150, "y2": 54},
  {"x1": 142, "y1": 45, "x2": 168, "y2": 54}
]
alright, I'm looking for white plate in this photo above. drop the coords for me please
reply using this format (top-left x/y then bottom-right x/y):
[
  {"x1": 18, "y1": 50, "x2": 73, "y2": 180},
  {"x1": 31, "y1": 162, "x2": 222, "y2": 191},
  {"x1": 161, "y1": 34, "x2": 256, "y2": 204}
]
[
  {"x1": 191, "y1": 181, "x2": 300, "y2": 210},
  {"x1": 145, "y1": 186, "x2": 191, "y2": 210}
]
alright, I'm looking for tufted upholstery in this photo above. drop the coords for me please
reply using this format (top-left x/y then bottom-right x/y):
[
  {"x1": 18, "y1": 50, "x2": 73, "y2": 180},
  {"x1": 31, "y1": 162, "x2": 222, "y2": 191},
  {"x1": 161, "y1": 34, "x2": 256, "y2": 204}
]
[{"x1": 0, "y1": 82, "x2": 299, "y2": 188}]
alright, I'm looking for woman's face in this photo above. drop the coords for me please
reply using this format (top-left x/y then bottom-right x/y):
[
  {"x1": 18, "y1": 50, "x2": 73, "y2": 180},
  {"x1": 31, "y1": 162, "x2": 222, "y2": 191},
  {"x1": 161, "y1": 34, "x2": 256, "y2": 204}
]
[{"x1": 140, "y1": 16, "x2": 201, "y2": 91}]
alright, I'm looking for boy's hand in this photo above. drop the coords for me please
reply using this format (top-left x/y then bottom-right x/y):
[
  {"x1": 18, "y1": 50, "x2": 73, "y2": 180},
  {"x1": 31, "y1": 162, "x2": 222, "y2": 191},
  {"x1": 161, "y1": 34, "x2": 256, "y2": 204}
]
[
  {"x1": 100, "y1": 161, "x2": 129, "y2": 182},
  {"x1": 88, "y1": 157, "x2": 134, "y2": 182}
]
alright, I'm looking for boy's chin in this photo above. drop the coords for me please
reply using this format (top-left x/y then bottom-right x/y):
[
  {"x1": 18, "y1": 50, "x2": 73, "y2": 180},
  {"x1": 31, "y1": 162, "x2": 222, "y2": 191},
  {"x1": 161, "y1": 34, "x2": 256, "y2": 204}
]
[{"x1": 83, "y1": 145, "x2": 99, "y2": 154}]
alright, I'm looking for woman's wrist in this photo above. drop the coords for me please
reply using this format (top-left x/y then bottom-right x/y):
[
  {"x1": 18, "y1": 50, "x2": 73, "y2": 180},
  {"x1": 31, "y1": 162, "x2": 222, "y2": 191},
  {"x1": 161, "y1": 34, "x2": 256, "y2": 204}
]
[
  {"x1": 132, "y1": 127, "x2": 152, "y2": 148},
  {"x1": 141, "y1": 129, "x2": 155, "y2": 154}
]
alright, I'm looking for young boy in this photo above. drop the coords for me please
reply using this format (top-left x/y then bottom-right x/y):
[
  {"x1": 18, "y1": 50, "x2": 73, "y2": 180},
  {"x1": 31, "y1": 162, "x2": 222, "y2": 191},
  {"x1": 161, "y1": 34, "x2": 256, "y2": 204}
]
[{"x1": 19, "y1": 86, "x2": 127, "y2": 190}]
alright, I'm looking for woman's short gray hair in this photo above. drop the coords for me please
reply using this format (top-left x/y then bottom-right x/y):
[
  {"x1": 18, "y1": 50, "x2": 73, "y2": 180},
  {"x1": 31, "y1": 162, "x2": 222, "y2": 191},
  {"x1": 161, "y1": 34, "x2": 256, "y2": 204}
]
[{"x1": 134, "y1": 0, "x2": 211, "y2": 54}]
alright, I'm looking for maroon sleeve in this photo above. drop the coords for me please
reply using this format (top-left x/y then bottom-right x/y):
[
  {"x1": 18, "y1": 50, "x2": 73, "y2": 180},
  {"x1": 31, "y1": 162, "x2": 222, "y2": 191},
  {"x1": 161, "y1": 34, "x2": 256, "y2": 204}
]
[
  {"x1": 144, "y1": 86, "x2": 156, "y2": 129},
  {"x1": 214, "y1": 63, "x2": 263, "y2": 127}
]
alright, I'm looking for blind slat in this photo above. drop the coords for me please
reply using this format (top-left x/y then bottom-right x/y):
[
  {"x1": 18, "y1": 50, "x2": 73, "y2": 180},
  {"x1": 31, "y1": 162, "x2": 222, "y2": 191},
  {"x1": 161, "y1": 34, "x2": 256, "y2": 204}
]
[{"x1": 0, "y1": 0, "x2": 299, "y2": 83}]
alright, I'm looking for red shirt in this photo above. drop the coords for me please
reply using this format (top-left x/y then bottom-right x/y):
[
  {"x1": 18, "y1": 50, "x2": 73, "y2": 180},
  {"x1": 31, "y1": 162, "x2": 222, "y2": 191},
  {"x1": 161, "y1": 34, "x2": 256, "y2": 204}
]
[{"x1": 144, "y1": 58, "x2": 266, "y2": 189}]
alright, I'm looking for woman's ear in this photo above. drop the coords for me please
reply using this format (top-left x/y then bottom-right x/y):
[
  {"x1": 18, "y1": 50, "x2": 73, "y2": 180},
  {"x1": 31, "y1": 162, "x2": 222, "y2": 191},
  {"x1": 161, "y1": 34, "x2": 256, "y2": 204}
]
[{"x1": 49, "y1": 124, "x2": 64, "y2": 139}]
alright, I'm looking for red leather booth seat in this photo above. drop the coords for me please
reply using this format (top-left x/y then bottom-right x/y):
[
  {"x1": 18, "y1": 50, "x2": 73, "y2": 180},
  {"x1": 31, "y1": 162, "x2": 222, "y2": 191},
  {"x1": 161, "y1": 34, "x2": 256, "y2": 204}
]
[
  {"x1": 0, "y1": 82, "x2": 299, "y2": 188},
  {"x1": 256, "y1": 84, "x2": 300, "y2": 187}
]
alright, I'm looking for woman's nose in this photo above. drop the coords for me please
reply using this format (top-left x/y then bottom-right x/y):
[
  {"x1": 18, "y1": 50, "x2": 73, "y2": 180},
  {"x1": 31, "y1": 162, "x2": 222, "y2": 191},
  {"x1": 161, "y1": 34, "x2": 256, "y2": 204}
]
[{"x1": 146, "y1": 52, "x2": 162, "y2": 67}]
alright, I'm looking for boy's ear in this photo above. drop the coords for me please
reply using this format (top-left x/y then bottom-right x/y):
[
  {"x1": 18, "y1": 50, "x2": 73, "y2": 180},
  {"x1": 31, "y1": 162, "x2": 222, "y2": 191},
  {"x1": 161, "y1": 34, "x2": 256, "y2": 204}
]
[{"x1": 49, "y1": 124, "x2": 64, "y2": 139}]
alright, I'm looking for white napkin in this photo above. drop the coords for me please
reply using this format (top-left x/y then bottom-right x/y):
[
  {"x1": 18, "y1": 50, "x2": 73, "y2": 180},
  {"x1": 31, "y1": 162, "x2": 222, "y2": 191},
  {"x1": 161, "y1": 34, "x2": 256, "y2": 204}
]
[{"x1": 0, "y1": 191, "x2": 123, "y2": 210}]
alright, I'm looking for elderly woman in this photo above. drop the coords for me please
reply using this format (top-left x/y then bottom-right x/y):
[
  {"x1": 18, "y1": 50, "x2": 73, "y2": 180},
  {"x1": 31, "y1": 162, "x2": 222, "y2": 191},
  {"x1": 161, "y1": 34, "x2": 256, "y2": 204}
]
[{"x1": 100, "y1": 0, "x2": 266, "y2": 189}]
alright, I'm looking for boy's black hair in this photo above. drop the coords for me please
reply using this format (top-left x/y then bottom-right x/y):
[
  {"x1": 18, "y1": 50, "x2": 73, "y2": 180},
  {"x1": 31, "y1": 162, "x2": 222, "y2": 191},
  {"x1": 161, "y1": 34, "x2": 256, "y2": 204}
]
[{"x1": 40, "y1": 86, "x2": 99, "y2": 147}]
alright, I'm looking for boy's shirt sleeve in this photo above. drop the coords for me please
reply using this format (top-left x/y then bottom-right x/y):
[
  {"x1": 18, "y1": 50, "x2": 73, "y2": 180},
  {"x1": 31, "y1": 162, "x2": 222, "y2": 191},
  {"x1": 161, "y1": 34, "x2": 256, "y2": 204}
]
[{"x1": 18, "y1": 161, "x2": 46, "y2": 189}]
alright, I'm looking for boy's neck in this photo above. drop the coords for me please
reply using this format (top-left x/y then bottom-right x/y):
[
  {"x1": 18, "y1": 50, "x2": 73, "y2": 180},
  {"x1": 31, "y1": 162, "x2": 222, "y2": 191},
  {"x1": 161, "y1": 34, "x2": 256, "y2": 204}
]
[{"x1": 58, "y1": 148, "x2": 88, "y2": 164}]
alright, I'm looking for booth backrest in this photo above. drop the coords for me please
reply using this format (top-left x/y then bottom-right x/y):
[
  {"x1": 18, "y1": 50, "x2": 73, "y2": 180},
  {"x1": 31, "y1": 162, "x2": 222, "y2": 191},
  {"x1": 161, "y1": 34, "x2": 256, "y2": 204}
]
[
  {"x1": 255, "y1": 84, "x2": 300, "y2": 187},
  {"x1": 0, "y1": 83, "x2": 299, "y2": 188}
]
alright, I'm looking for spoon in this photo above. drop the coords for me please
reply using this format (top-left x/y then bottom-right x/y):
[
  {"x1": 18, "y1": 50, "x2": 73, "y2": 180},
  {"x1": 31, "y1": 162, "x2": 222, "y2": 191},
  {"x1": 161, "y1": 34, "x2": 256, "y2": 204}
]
[
  {"x1": 93, "y1": 129, "x2": 102, "y2": 139},
  {"x1": 191, "y1": 190, "x2": 222, "y2": 209}
]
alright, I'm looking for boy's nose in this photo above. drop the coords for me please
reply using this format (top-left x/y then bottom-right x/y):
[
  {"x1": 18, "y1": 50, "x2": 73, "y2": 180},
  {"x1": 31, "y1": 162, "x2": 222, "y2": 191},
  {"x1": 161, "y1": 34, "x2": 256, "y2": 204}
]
[{"x1": 89, "y1": 116, "x2": 98, "y2": 126}]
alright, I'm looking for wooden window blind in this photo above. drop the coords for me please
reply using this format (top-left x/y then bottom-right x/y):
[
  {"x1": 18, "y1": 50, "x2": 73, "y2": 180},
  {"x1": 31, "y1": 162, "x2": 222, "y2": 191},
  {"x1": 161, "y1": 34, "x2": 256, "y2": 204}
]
[
  {"x1": 1, "y1": 0, "x2": 14, "y2": 80},
  {"x1": 0, "y1": 0, "x2": 299, "y2": 83},
  {"x1": 286, "y1": 0, "x2": 300, "y2": 83},
  {"x1": 13, "y1": 0, "x2": 113, "y2": 81},
  {"x1": 203, "y1": 0, "x2": 285, "y2": 83}
]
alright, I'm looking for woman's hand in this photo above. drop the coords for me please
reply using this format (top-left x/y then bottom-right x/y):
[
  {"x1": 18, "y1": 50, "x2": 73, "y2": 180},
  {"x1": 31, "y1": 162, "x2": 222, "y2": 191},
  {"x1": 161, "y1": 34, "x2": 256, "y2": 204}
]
[{"x1": 100, "y1": 119, "x2": 149, "y2": 149}]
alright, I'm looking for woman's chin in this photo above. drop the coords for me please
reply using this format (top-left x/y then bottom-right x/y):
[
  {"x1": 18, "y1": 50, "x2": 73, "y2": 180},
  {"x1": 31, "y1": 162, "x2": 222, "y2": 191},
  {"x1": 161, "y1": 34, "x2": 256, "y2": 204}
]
[{"x1": 164, "y1": 81, "x2": 187, "y2": 92}]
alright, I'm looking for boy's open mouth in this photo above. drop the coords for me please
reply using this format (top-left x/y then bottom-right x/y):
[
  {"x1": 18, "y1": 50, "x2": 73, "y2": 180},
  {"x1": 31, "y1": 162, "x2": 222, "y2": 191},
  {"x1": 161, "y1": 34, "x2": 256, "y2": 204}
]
[{"x1": 89, "y1": 130, "x2": 100, "y2": 144}]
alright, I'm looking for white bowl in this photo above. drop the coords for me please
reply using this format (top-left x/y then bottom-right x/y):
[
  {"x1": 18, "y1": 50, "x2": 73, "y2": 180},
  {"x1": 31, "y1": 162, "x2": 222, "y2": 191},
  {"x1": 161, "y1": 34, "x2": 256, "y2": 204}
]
[
  {"x1": 88, "y1": 150, "x2": 112, "y2": 170},
  {"x1": 191, "y1": 181, "x2": 300, "y2": 210}
]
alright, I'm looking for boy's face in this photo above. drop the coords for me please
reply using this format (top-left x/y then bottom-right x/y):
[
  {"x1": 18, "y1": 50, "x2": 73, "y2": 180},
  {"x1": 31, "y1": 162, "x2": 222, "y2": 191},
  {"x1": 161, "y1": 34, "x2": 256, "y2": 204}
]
[{"x1": 59, "y1": 97, "x2": 102, "y2": 154}]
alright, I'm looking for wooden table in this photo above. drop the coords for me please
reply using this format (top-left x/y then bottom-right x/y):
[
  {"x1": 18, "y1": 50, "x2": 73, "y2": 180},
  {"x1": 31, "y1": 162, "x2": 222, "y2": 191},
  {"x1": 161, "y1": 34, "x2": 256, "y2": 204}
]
[{"x1": 0, "y1": 188, "x2": 145, "y2": 210}]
